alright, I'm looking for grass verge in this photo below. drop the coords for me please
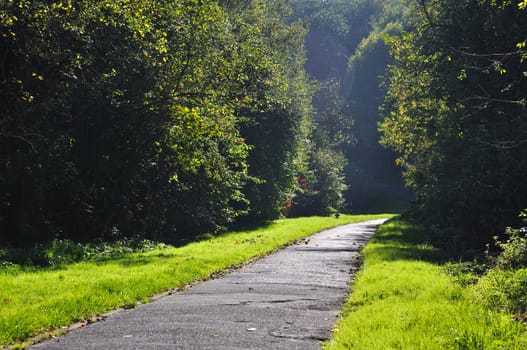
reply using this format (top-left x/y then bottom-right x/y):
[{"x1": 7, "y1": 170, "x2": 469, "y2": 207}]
[
  {"x1": 0, "y1": 214, "x2": 392, "y2": 347},
  {"x1": 324, "y1": 218, "x2": 527, "y2": 350}
]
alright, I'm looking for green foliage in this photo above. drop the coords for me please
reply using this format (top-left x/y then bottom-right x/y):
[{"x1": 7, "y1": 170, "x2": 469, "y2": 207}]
[
  {"x1": 288, "y1": 79, "x2": 350, "y2": 216},
  {"x1": 286, "y1": 0, "x2": 379, "y2": 216},
  {"x1": 346, "y1": 7, "x2": 409, "y2": 212},
  {"x1": 289, "y1": 0, "x2": 380, "y2": 80},
  {"x1": 0, "y1": 0, "x2": 319, "y2": 245},
  {"x1": 470, "y1": 211, "x2": 527, "y2": 318},
  {"x1": 289, "y1": 147, "x2": 347, "y2": 216},
  {"x1": 443, "y1": 261, "x2": 483, "y2": 287},
  {"x1": 443, "y1": 210, "x2": 527, "y2": 331},
  {"x1": 0, "y1": 0, "x2": 246, "y2": 242},
  {"x1": 225, "y1": 0, "x2": 316, "y2": 222},
  {"x1": 474, "y1": 267, "x2": 527, "y2": 318},
  {"x1": 0, "y1": 238, "x2": 169, "y2": 267},
  {"x1": 494, "y1": 227, "x2": 527, "y2": 269},
  {"x1": 380, "y1": 0, "x2": 527, "y2": 245},
  {"x1": 288, "y1": 0, "x2": 410, "y2": 213}
]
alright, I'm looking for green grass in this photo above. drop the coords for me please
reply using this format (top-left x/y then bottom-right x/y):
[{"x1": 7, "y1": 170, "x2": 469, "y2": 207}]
[
  {"x1": 0, "y1": 214, "x2": 392, "y2": 347},
  {"x1": 324, "y1": 218, "x2": 527, "y2": 350}
]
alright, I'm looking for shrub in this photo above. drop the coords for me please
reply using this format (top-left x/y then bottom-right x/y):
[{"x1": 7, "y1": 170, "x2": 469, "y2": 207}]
[
  {"x1": 494, "y1": 227, "x2": 527, "y2": 269},
  {"x1": 473, "y1": 268, "x2": 527, "y2": 318},
  {"x1": 0, "y1": 238, "x2": 170, "y2": 268},
  {"x1": 472, "y1": 211, "x2": 527, "y2": 319}
]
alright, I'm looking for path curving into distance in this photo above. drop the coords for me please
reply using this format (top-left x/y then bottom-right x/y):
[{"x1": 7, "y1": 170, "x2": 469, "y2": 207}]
[{"x1": 32, "y1": 219, "x2": 387, "y2": 350}]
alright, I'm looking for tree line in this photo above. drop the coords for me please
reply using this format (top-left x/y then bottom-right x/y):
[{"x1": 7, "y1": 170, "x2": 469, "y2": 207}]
[
  {"x1": 0, "y1": 0, "x2": 350, "y2": 246},
  {"x1": 289, "y1": 0, "x2": 527, "y2": 248},
  {"x1": 4, "y1": 0, "x2": 523, "y2": 249},
  {"x1": 379, "y1": 0, "x2": 527, "y2": 247},
  {"x1": 288, "y1": 0, "x2": 411, "y2": 213}
]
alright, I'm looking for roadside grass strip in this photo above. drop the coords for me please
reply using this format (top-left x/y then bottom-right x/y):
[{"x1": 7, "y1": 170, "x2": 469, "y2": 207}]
[
  {"x1": 0, "y1": 214, "x2": 392, "y2": 347},
  {"x1": 324, "y1": 218, "x2": 527, "y2": 350}
]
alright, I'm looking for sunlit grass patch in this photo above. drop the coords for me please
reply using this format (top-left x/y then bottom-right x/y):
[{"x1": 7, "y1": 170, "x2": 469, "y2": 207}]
[
  {"x1": 325, "y1": 218, "x2": 527, "y2": 350},
  {"x1": 0, "y1": 214, "x2": 393, "y2": 347}
]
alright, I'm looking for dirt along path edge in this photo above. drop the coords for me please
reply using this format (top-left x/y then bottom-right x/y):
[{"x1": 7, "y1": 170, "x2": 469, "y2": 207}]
[{"x1": 31, "y1": 219, "x2": 388, "y2": 350}]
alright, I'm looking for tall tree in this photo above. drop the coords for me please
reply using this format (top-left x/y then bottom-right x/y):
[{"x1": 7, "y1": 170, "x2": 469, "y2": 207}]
[
  {"x1": 288, "y1": 0, "x2": 410, "y2": 213},
  {"x1": 222, "y1": 0, "x2": 314, "y2": 222},
  {"x1": 1, "y1": 0, "x2": 312, "y2": 245},
  {"x1": 380, "y1": 0, "x2": 527, "y2": 245},
  {"x1": 345, "y1": 1, "x2": 411, "y2": 212}
]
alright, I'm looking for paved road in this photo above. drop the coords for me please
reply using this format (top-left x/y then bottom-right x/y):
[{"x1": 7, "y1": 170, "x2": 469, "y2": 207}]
[{"x1": 32, "y1": 219, "x2": 387, "y2": 350}]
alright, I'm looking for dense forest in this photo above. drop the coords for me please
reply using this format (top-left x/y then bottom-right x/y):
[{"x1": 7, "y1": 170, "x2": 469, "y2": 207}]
[
  {"x1": 380, "y1": 0, "x2": 527, "y2": 247},
  {"x1": 1, "y1": 0, "x2": 526, "y2": 251},
  {"x1": 0, "y1": 0, "x2": 299, "y2": 244},
  {"x1": 0, "y1": 0, "x2": 356, "y2": 246},
  {"x1": 292, "y1": 0, "x2": 527, "y2": 249}
]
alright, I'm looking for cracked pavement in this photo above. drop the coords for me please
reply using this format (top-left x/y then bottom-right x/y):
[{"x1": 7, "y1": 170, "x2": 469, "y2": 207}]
[{"x1": 32, "y1": 219, "x2": 387, "y2": 350}]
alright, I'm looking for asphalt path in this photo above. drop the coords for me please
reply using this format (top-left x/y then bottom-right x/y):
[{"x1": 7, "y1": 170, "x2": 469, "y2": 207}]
[{"x1": 32, "y1": 219, "x2": 387, "y2": 350}]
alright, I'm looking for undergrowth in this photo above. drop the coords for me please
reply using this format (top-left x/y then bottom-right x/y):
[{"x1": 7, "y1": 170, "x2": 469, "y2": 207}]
[{"x1": 0, "y1": 238, "x2": 168, "y2": 268}]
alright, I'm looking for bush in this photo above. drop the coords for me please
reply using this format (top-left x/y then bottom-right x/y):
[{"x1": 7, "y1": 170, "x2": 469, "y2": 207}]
[
  {"x1": 0, "y1": 238, "x2": 170, "y2": 268},
  {"x1": 473, "y1": 268, "x2": 527, "y2": 318},
  {"x1": 494, "y1": 226, "x2": 527, "y2": 269},
  {"x1": 444, "y1": 261, "x2": 486, "y2": 286},
  {"x1": 471, "y1": 212, "x2": 527, "y2": 319},
  {"x1": 46, "y1": 239, "x2": 87, "y2": 265}
]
